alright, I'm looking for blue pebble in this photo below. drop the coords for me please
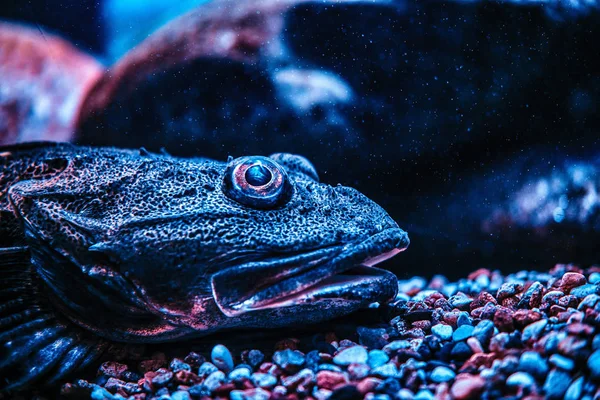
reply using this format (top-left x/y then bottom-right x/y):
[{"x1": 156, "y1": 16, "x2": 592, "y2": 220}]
[
  {"x1": 431, "y1": 324, "x2": 453, "y2": 341},
  {"x1": 211, "y1": 344, "x2": 234, "y2": 372},
  {"x1": 506, "y1": 372, "x2": 536, "y2": 387},
  {"x1": 588, "y1": 350, "x2": 600, "y2": 380},
  {"x1": 543, "y1": 369, "x2": 571, "y2": 399},
  {"x1": 549, "y1": 354, "x2": 575, "y2": 371},
  {"x1": 472, "y1": 319, "x2": 495, "y2": 344},
  {"x1": 172, "y1": 391, "x2": 192, "y2": 400},
  {"x1": 570, "y1": 284, "x2": 599, "y2": 299},
  {"x1": 456, "y1": 312, "x2": 472, "y2": 327},
  {"x1": 518, "y1": 351, "x2": 549, "y2": 379},
  {"x1": 333, "y1": 345, "x2": 368, "y2": 365},
  {"x1": 564, "y1": 376, "x2": 584, "y2": 400},
  {"x1": 430, "y1": 366, "x2": 455, "y2": 383},
  {"x1": 452, "y1": 325, "x2": 474, "y2": 342},
  {"x1": 368, "y1": 349, "x2": 390, "y2": 369},
  {"x1": 273, "y1": 349, "x2": 305, "y2": 372}
]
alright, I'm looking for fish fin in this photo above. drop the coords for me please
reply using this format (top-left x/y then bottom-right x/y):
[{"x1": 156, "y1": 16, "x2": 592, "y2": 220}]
[{"x1": 0, "y1": 246, "x2": 107, "y2": 394}]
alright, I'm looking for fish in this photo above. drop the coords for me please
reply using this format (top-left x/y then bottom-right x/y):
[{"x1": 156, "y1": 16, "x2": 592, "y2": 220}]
[{"x1": 0, "y1": 142, "x2": 409, "y2": 392}]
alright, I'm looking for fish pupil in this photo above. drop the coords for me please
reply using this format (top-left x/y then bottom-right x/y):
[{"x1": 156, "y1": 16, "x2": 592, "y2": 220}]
[{"x1": 245, "y1": 164, "x2": 272, "y2": 186}]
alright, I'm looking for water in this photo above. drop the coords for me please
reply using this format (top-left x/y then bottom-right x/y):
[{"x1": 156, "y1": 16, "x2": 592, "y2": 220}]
[{"x1": 1, "y1": 0, "x2": 598, "y2": 278}]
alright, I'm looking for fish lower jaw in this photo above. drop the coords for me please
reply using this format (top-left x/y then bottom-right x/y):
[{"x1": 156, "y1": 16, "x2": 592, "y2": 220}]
[{"x1": 232, "y1": 265, "x2": 398, "y2": 311}]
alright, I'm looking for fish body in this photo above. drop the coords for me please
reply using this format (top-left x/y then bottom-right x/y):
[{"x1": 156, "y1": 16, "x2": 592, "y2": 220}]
[{"x1": 0, "y1": 142, "x2": 408, "y2": 391}]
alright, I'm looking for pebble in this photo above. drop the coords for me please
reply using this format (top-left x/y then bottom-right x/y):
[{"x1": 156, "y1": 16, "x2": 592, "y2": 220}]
[
  {"x1": 61, "y1": 268, "x2": 600, "y2": 400},
  {"x1": 251, "y1": 372, "x2": 278, "y2": 388},
  {"x1": 450, "y1": 375, "x2": 485, "y2": 399},
  {"x1": 316, "y1": 370, "x2": 349, "y2": 390},
  {"x1": 448, "y1": 292, "x2": 472, "y2": 309},
  {"x1": 171, "y1": 391, "x2": 192, "y2": 400},
  {"x1": 543, "y1": 369, "x2": 572, "y2": 399},
  {"x1": 229, "y1": 366, "x2": 251, "y2": 381},
  {"x1": 506, "y1": 372, "x2": 536, "y2": 388},
  {"x1": 414, "y1": 389, "x2": 434, "y2": 400},
  {"x1": 198, "y1": 361, "x2": 218, "y2": 378},
  {"x1": 273, "y1": 349, "x2": 305, "y2": 373},
  {"x1": 564, "y1": 376, "x2": 584, "y2": 400},
  {"x1": 333, "y1": 345, "x2": 369, "y2": 366},
  {"x1": 203, "y1": 371, "x2": 226, "y2": 392},
  {"x1": 471, "y1": 319, "x2": 495, "y2": 345},
  {"x1": 370, "y1": 363, "x2": 399, "y2": 378},
  {"x1": 367, "y1": 349, "x2": 389, "y2": 369},
  {"x1": 522, "y1": 319, "x2": 548, "y2": 342},
  {"x1": 518, "y1": 351, "x2": 549, "y2": 379},
  {"x1": 452, "y1": 325, "x2": 474, "y2": 342},
  {"x1": 570, "y1": 284, "x2": 600, "y2": 299},
  {"x1": 430, "y1": 366, "x2": 456, "y2": 383},
  {"x1": 549, "y1": 354, "x2": 575, "y2": 371},
  {"x1": 211, "y1": 344, "x2": 234, "y2": 373},
  {"x1": 588, "y1": 350, "x2": 600, "y2": 380},
  {"x1": 246, "y1": 350, "x2": 265, "y2": 368},
  {"x1": 230, "y1": 388, "x2": 270, "y2": 400},
  {"x1": 456, "y1": 312, "x2": 472, "y2": 327},
  {"x1": 431, "y1": 324, "x2": 453, "y2": 341}
]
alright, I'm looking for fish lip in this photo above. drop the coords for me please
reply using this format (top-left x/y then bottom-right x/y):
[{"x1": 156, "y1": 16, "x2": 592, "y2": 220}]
[{"x1": 211, "y1": 228, "x2": 409, "y2": 317}]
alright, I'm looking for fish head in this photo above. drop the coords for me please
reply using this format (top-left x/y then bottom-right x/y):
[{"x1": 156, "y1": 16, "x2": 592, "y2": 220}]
[{"x1": 8, "y1": 146, "x2": 409, "y2": 340}]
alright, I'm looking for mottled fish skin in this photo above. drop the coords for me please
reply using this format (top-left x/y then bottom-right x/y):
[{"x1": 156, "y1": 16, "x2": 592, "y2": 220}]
[{"x1": 0, "y1": 142, "x2": 408, "y2": 391}]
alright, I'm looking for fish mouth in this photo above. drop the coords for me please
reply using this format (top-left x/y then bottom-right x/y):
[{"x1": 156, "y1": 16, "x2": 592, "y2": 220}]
[{"x1": 211, "y1": 228, "x2": 409, "y2": 317}]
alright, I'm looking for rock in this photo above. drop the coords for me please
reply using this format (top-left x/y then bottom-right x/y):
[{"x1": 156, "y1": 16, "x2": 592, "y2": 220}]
[
  {"x1": 246, "y1": 350, "x2": 265, "y2": 369},
  {"x1": 588, "y1": 350, "x2": 600, "y2": 380},
  {"x1": 230, "y1": 388, "x2": 271, "y2": 400},
  {"x1": 570, "y1": 284, "x2": 600, "y2": 299},
  {"x1": 367, "y1": 349, "x2": 389, "y2": 369},
  {"x1": 506, "y1": 372, "x2": 536, "y2": 388},
  {"x1": 543, "y1": 369, "x2": 571, "y2": 399},
  {"x1": 456, "y1": 312, "x2": 472, "y2": 327},
  {"x1": 347, "y1": 363, "x2": 371, "y2": 380},
  {"x1": 229, "y1": 366, "x2": 252, "y2": 381},
  {"x1": 211, "y1": 344, "x2": 234, "y2": 372},
  {"x1": 171, "y1": 391, "x2": 192, "y2": 400},
  {"x1": 559, "y1": 272, "x2": 586, "y2": 292},
  {"x1": 151, "y1": 368, "x2": 173, "y2": 387},
  {"x1": 450, "y1": 375, "x2": 485, "y2": 399},
  {"x1": 451, "y1": 342, "x2": 473, "y2": 360},
  {"x1": 471, "y1": 320, "x2": 495, "y2": 346},
  {"x1": 452, "y1": 325, "x2": 474, "y2": 342},
  {"x1": 273, "y1": 349, "x2": 305, "y2": 373},
  {"x1": 414, "y1": 389, "x2": 434, "y2": 400},
  {"x1": 448, "y1": 292, "x2": 473, "y2": 309},
  {"x1": 316, "y1": 370, "x2": 349, "y2": 390},
  {"x1": 357, "y1": 377, "x2": 382, "y2": 394},
  {"x1": 518, "y1": 351, "x2": 549, "y2": 380},
  {"x1": 564, "y1": 376, "x2": 584, "y2": 400},
  {"x1": 522, "y1": 319, "x2": 548, "y2": 342},
  {"x1": 431, "y1": 324, "x2": 453, "y2": 341},
  {"x1": 169, "y1": 358, "x2": 191, "y2": 373},
  {"x1": 198, "y1": 362, "x2": 219, "y2": 378},
  {"x1": 184, "y1": 352, "x2": 205, "y2": 368},
  {"x1": 252, "y1": 372, "x2": 278, "y2": 388},
  {"x1": 496, "y1": 282, "x2": 523, "y2": 302},
  {"x1": 370, "y1": 363, "x2": 399, "y2": 378},
  {"x1": 328, "y1": 384, "x2": 363, "y2": 400},
  {"x1": 430, "y1": 366, "x2": 456, "y2": 383},
  {"x1": 204, "y1": 370, "x2": 226, "y2": 392},
  {"x1": 549, "y1": 354, "x2": 575, "y2": 371},
  {"x1": 333, "y1": 346, "x2": 368, "y2": 366}
]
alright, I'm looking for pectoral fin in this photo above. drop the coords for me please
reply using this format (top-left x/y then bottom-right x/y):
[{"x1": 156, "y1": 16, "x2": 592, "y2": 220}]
[{"x1": 0, "y1": 246, "x2": 106, "y2": 394}]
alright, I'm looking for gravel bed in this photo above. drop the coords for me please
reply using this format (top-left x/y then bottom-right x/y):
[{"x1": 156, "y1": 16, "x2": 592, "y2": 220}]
[{"x1": 59, "y1": 264, "x2": 600, "y2": 399}]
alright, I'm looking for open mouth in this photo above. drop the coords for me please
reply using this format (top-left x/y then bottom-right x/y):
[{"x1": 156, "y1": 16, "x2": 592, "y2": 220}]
[{"x1": 211, "y1": 228, "x2": 409, "y2": 317}]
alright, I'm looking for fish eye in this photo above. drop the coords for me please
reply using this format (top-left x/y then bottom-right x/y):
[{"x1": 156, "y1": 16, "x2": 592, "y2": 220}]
[{"x1": 222, "y1": 156, "x2": 293, "y2": 209}]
